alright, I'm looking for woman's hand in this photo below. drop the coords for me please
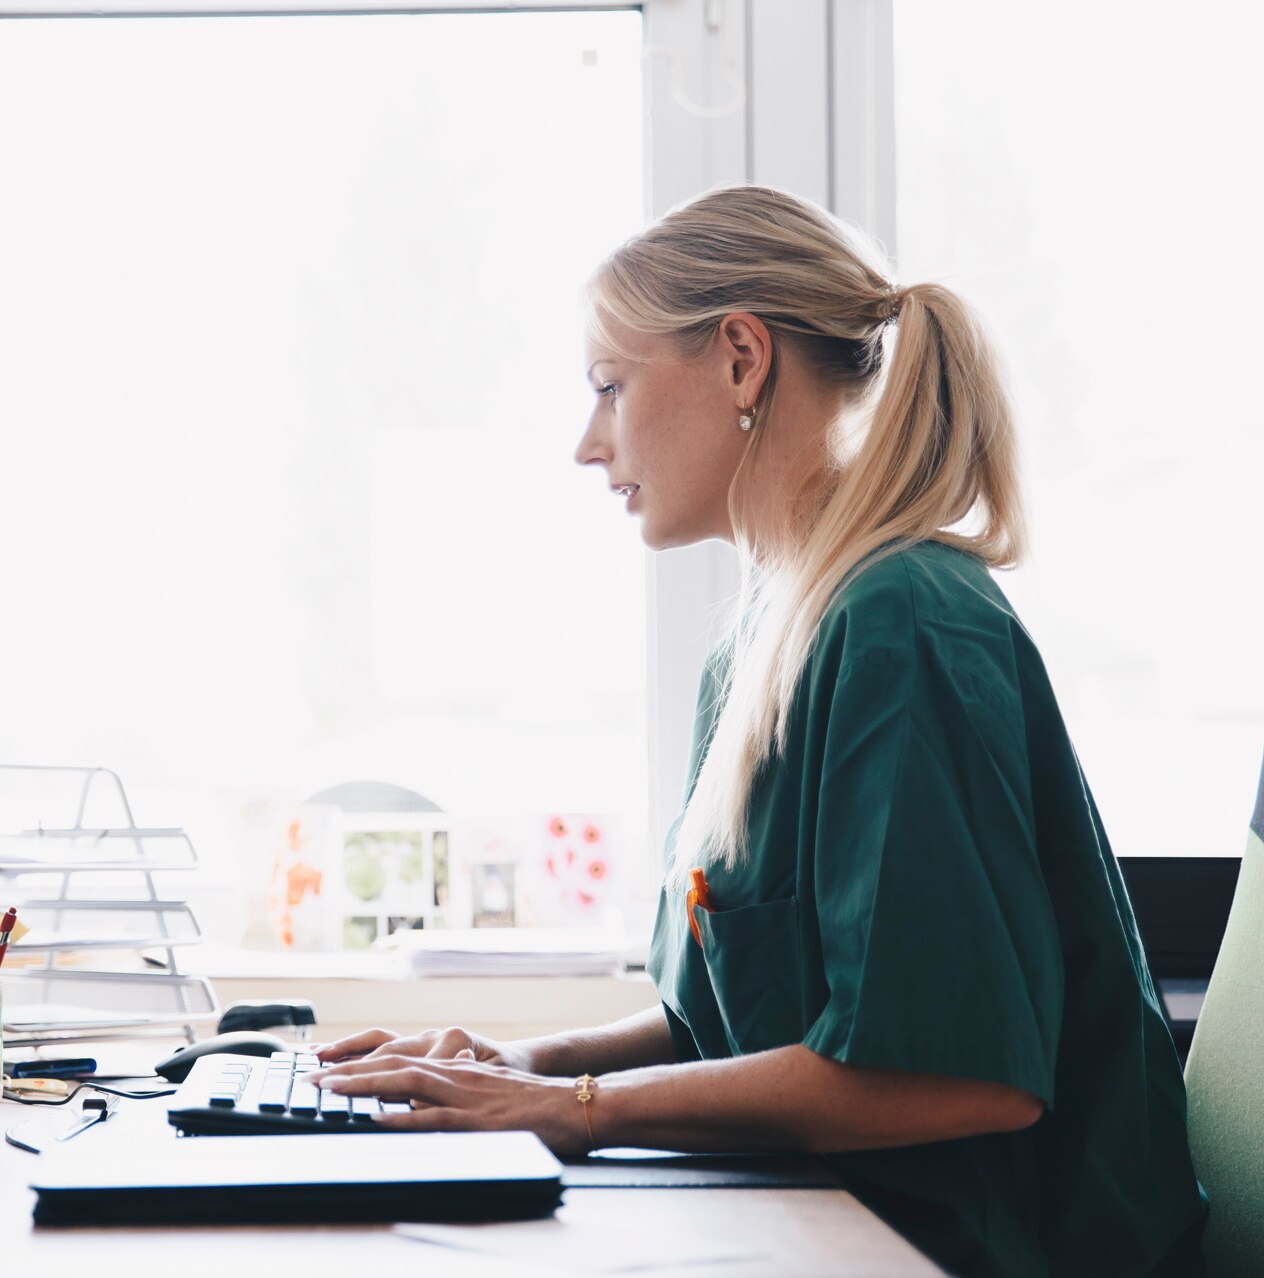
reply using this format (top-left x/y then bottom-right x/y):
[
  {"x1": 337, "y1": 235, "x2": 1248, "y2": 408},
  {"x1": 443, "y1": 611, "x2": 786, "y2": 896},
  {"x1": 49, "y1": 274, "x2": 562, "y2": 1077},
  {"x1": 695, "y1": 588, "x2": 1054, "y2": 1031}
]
[
  {"x1": 313, "y1": 1025, "x2": 537, "y2": 1073},
  {"x1": 307, "y1": 1054, "x2": 592, "y2": 1158}
]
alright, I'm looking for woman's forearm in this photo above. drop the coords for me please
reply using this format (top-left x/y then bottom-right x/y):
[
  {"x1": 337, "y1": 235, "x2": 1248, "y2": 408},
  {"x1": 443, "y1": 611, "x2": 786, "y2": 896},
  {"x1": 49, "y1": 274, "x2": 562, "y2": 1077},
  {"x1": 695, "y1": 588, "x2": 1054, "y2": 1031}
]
[
  {"x1": 514, "y1": 1006, "x2": 677, "y2": 1077},
  {"x1": 311, "y1": 1033, "x2": 1042, "y2": 1157},
  {"x1": 590, "y1": 1045, "x2": 1044, "y2": 1153}
]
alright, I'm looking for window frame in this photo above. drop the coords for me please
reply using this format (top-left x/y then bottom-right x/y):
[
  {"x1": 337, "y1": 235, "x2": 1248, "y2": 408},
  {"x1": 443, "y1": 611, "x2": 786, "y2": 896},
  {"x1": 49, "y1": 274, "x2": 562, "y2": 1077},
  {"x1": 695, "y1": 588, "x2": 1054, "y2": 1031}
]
[
  {"x1": 640, "y1": 0, "x2": 895, "y2": 900},
  {"x1": 0, "y1": 0, "x2": 896, "y2": 911}
]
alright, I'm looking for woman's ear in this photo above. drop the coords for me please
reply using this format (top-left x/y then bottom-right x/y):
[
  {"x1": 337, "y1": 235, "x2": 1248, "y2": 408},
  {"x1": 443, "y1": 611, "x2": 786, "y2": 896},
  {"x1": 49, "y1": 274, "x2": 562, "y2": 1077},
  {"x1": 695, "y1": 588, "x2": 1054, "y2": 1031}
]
[{"x1": 717, "y1": 312, "x2": 773, "y2": 408}]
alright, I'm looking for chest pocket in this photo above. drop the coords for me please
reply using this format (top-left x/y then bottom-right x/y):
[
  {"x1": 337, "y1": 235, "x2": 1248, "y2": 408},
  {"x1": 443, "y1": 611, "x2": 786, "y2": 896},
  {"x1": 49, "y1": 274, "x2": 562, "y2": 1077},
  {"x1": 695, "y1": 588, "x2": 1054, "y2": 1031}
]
[{"x1": 694, "y1": 896, "x2": 804, "y2": 1056}]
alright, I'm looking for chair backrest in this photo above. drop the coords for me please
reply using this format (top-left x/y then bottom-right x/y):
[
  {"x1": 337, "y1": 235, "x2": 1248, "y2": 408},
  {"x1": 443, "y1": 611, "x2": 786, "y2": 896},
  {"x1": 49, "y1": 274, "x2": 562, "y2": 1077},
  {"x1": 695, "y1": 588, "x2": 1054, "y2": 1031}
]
[{"x1": 1184, "y1": 751, "x2": 1264, "y2": 1277}]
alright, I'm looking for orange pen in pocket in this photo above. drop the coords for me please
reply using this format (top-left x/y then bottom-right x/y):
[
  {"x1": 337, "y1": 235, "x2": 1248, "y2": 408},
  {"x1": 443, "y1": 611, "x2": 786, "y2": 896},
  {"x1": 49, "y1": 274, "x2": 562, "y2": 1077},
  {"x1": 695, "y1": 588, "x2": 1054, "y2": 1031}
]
[{"x1": 686, "y1": 867, "x2": 713, "y2": 946}]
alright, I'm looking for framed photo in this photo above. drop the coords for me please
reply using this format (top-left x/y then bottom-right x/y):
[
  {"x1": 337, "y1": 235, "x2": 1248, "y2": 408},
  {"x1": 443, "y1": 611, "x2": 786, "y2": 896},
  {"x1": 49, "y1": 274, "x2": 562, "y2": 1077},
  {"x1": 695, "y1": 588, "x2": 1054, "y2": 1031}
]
[
  {"x1": 271, "y1": 808, "x2": 626, "y2": 949},
  {"x1": 469, "y1": 862, "x2": 516, "y2": 928},
  {"x1": 335, "y1": 812, "x2": 453, "y2": 950}
]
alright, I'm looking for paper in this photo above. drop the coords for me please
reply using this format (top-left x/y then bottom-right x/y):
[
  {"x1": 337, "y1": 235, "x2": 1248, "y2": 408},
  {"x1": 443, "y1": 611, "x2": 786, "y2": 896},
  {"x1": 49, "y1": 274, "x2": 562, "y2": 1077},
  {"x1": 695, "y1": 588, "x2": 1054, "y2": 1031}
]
[
  {"x1": 1, "y1": 1001, "x2": 166, "y2": 1030},
  {"x1": 397, "y1": 1206, "x2": 763, "y2": 1273},
  {"x1": 9, "y1": 929, "x2": 174, "y2": 951},
  {"x1": 379, "y1": 926, "x2": 625, "y2": 977}
]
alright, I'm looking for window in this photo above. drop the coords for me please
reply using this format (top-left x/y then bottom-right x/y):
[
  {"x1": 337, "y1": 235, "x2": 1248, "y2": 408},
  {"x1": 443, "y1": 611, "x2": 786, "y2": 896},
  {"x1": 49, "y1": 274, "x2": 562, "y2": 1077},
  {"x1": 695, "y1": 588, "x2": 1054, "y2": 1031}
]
[
  {"x1": 0, "y1": 10, "x2": 648, "y2": 935},
  {"x1": 894, "y1": 0, "x2": 1264, "y2": 856}
]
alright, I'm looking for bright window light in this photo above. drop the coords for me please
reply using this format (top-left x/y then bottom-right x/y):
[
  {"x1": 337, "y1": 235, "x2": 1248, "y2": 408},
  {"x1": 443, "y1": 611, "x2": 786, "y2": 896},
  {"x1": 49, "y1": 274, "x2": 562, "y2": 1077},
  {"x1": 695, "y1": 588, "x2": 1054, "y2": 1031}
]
[
  {"x1": 895, "y1": 0, "x2": 1264, "y2": 857},
  {"x1": 0, "y1": 11, "x2": 647, "y2": 936}
]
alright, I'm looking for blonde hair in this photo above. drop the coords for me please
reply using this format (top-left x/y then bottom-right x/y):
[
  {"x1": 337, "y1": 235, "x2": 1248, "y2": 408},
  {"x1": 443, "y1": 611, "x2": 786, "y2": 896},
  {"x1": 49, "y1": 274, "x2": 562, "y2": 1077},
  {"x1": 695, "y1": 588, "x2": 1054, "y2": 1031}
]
[{"x1": 583, "y1": 184, "x2": 1026, "y2": 887}]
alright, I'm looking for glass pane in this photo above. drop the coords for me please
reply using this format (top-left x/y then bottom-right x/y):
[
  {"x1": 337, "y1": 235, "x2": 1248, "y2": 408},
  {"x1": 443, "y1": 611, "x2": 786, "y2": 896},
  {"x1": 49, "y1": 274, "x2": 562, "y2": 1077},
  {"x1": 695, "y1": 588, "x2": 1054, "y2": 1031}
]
[
  {"x1": 894, "y1": 0, "x2": 1264, "y2": 858},
  {"x1": 0, "y1": 11, "x2": 647, "y2": 935}
]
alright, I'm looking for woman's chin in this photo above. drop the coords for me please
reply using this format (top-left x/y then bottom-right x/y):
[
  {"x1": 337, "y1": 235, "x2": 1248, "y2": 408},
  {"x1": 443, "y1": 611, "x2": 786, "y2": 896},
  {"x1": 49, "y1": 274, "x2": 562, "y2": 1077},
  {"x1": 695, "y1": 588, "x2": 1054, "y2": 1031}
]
[
  {"x1": 643, "y1": 523, "x2": 709, "y2": 552},
  {"x1": 639, "y1": 515, "x2": 674, "y2": 551},
  {"x1": 633, "y1": 504, "x2": 718, "y2": 552}
]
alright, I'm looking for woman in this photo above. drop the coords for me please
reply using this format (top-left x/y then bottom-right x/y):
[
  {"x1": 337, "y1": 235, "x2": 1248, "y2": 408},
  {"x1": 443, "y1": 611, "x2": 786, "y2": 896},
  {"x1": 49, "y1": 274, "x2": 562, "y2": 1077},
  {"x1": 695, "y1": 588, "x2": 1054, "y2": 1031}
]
[{"x1": 311, "y1": 185, "x2": 1208, "y2": 1277}]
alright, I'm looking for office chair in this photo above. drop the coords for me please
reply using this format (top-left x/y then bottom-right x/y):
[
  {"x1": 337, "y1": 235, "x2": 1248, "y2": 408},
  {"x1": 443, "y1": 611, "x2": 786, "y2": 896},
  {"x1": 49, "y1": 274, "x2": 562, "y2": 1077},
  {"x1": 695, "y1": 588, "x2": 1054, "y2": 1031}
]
[{"x1": 1183, "y1": 750, "x2": 1264, "y2": 1278}]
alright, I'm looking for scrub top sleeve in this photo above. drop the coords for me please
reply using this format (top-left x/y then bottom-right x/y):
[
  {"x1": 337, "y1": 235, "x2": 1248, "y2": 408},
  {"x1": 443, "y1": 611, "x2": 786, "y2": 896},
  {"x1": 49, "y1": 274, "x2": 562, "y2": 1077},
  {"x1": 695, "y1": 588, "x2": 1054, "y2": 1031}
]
[
  {"x1": 662, "y1": 1003, "x2": 702, "y2": 1063},
  {"x1": 801, "y1": 647, "x2": 1064, "y2": 1108}
]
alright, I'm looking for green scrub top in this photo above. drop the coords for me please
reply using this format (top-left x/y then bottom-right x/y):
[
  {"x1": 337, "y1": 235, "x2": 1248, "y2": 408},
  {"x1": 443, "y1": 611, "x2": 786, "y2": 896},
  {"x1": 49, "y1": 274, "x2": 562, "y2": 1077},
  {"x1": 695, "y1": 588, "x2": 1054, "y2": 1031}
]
[{"x1": 647, "y1": 540, "x2": 1208, "y2": 1278}]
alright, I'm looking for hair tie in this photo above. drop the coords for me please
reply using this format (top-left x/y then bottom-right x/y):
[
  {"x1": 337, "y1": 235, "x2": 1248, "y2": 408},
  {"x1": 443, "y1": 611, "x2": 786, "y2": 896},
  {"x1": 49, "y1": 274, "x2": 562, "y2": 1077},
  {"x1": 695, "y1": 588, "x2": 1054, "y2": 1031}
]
[{"x1": 884, "y1": 286, "x2": 908, "y2": 325}]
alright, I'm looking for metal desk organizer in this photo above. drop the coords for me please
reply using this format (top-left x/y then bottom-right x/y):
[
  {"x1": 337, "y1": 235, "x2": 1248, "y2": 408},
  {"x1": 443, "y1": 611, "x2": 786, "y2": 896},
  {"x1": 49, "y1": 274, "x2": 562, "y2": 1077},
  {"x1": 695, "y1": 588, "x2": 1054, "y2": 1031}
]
[{"x1": 0, "y1": 763, "x2": 217, "y2": 1051}]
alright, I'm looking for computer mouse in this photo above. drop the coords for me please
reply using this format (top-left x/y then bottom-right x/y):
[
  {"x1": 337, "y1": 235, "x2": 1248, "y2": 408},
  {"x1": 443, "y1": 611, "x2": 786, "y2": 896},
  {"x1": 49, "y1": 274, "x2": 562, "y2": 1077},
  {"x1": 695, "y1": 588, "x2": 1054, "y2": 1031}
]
[{"x1": 155, "y1": 1030, "x2": 289, "y2": 1083}]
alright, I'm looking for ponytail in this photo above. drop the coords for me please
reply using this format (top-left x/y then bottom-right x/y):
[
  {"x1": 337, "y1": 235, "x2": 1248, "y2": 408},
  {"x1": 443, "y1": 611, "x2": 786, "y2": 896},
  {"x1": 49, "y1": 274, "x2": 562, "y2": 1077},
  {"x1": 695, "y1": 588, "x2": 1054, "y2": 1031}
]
[
  {"x1": 866, "y1": 282, "x2": 1025, "y2": 566},
  {"x1": 583, "y1": 185, "x2": 1026, "y2": 885}
]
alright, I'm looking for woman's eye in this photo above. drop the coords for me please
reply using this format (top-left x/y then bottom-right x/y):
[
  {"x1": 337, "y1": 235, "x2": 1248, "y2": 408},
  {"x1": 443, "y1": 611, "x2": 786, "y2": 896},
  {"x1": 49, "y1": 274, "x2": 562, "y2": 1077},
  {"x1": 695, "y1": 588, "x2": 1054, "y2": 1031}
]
[{"x1": 597, "y1": 383, "x2": 617, "y2": 400}]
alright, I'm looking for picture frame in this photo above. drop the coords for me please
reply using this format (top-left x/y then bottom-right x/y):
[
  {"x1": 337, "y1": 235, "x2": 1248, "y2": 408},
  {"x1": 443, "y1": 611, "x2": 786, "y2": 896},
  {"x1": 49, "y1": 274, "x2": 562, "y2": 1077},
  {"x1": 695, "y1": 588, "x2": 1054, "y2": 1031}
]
[{"x1": 334, "y1": 812, "x2": 455, "y2": 950}]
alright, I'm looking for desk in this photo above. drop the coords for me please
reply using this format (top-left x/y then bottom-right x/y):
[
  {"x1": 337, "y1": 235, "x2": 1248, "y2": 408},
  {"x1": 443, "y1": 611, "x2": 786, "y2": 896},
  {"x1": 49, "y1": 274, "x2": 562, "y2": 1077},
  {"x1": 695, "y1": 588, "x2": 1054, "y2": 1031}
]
[{"x1": 0, "y1": 1055, "x2": 946, "y2": 1276}]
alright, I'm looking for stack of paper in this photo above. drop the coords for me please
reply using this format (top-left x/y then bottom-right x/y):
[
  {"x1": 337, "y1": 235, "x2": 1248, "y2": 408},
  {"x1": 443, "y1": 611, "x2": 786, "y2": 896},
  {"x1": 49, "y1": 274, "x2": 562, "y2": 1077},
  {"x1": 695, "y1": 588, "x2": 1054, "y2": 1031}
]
[
  {"x1": 378, "y1": 927, "x2": 625, "y2": 977},
  {"x1": 2, "y1": 1002, "x2": 171, "y2": 1032}
]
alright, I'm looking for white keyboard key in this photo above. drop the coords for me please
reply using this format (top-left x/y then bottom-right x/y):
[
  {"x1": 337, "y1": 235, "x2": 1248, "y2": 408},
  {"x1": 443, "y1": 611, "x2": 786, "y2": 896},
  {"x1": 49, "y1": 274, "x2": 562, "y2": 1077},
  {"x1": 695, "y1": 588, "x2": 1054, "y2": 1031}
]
[{"x1": 288, "y1": 1083, "x2": 320, "y2": 1115}]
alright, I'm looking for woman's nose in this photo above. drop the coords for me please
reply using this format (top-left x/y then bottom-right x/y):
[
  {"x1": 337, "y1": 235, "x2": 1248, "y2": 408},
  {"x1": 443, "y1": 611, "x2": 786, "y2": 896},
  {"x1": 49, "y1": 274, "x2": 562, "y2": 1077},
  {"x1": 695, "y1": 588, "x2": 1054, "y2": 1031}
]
[{"x1": 574, "y1": 414, "x2": 610, "y2": 467}]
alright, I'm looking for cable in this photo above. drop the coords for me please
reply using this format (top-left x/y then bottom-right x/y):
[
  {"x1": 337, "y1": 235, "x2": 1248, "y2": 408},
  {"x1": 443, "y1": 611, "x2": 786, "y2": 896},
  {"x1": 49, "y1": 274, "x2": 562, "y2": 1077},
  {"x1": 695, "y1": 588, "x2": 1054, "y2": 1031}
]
[
  {"x1": 6, "y1": 1119, "x2": 49, "y2": 1154},
  {"x1": 2, "y1": 1081, "x2": 175, "y2": 1107},
  {"x1": 5, "y1": 1079, "x2": 177, "y2": 1153},
  {"x1": 83, "y1": 1072, "x2": 164, "y2": 1083}
]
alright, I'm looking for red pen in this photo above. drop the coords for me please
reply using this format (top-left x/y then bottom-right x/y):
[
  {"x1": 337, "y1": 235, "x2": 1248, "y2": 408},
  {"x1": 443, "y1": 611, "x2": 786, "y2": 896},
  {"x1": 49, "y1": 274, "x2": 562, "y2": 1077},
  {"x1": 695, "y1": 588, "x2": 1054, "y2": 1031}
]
[
  {"x1": 686, "y1": 868, "x2": 713, "y2": 946},
  {"x1": 0, "y1": 906, "x2": 18, "y2": 967}
]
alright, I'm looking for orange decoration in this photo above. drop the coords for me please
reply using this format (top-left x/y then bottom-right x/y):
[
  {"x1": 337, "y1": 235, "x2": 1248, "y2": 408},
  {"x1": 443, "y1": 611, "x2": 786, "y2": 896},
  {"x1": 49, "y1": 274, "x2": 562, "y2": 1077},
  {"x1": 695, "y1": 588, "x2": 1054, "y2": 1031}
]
[{"x1": 285, "y1": 861, "x2": 323, "y2": 907}]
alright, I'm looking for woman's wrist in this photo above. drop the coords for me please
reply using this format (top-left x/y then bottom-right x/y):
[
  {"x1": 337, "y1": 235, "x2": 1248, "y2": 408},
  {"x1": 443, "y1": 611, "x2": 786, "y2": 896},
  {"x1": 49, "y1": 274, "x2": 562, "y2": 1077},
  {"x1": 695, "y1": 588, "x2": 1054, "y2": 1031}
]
[
  {"x1": 502, "y1": 1008, "x2": 676, "y2": 1081},
  {"x1": 501, "y1": 1034, "x2": 569, "y2": 1077},
  {"x1": 509, "y1": 1029, "x2": 604, "y2": 1078},
  {"x1": 573, "y1": 1073, "x2": 599, "y2": 1149}
]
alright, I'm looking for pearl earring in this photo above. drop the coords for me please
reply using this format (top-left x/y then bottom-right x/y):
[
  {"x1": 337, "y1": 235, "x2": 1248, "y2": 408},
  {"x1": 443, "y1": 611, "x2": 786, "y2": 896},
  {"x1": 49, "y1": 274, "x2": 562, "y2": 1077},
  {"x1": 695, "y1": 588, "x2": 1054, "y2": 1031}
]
[{"x1": 738, "y1": 406, "x2": 756, "y2": 432}]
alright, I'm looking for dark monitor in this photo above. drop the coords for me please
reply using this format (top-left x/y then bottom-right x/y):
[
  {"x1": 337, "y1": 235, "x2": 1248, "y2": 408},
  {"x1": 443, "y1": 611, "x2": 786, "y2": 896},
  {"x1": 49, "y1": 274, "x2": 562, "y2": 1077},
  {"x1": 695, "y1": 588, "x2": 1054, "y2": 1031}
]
[
  {"x1": 1115, "y1": 855, "x2": 1241, "y2": 1064},
  {"x1": 1116, "y1": 856, "x2": 1241, "y2": 981}
]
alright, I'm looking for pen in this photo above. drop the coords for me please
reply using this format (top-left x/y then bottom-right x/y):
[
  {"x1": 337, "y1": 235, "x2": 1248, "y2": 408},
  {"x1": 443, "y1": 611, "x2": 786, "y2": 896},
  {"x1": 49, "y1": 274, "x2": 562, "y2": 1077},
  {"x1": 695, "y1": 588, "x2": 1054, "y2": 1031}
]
[
  {"x1": 686, "y1": 868, "x2": 713, "y2": 946},
  {"x1": 0, "y1": 906, "x2": 17, "y2": 967},
  {"x1": 0, "y1": 908, "x2": 27, "y2": 967}
]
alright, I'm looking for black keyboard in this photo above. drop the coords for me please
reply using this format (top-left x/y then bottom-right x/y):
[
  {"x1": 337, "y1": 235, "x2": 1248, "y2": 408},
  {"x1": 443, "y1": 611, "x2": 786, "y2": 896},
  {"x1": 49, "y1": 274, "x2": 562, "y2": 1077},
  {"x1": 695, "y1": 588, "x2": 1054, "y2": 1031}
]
[{"x1": 168, "y1": 1051, "x2": 414, "y2": 1135}]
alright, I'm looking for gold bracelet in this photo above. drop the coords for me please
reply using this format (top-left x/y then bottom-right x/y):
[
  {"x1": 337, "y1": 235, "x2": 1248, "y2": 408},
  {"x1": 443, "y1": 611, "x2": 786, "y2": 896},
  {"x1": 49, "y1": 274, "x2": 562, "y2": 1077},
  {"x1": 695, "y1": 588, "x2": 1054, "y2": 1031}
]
[{"x1": 574, "y1": 1073, "x2": 598, "y2": 1150}]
